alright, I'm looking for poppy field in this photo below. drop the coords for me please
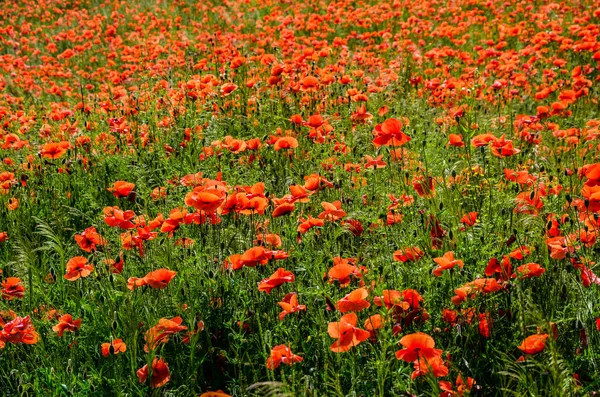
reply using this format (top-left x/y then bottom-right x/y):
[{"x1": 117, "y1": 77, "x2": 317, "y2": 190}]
[{"x1": 2, "y1": 0, "x2": 600, "y2": 395}]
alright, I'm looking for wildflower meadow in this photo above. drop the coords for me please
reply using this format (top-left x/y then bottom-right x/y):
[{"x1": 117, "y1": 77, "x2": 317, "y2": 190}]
[{"x1": 1, "y1": 0, "x2": 600, "y2": 395}]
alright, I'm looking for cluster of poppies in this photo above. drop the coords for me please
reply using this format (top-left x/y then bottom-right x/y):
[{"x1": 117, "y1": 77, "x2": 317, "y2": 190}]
[{"x1": 1, "y1": 0, "x2": 600, "y2": 394}]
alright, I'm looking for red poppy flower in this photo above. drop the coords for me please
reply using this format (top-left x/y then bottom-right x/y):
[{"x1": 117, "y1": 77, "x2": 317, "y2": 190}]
[
  {"x1": 328, "y1": 312, "x2": 370, "y2": 353},
  {"x1": 478, "y1": 313, "x2": 492, "y2": 338},
  {"x1": 278, "y1": 293, "x2": 306, "y2": 321},
  {"x1": 101, "y1": 338, "x2": 127, "y2": 357},
  {"x1": 460, "y1": 212, "x2": 478, "y2": 229},
  {"x1": 199, "y1": 391, "x2": 231, "y2": 397},
  {"x1": 395, "y1": 332, "x2": 442, "y2": 362},
  {"x1": 258, "y1": 268, "x2": 294, "y2": 294},
  {"x1": 297, "y1": 215, "x2": 325, "y2": 234},
  {"x1": 470, "y1": 133, "x2": 497, "y2": 147},
  {"x1": 64, "y1": 256, "x2": 94, "y2": 281},
  {"x1": 412, "y1": 176, "x2": 436, "y2": 198},
  {"x1": 74, "y1": 226, "x2": 105, "y2": 252},
  {"x1": 1, "y1": 277, "x2": 25, "y2": 300},
  {"x1": 273, "y1": 136, "x2": 299, "y2": 150},
  {"x1": 240, "y1": 246, "x2": 270, "y2": 267},
  {"x1": 364, "y1": 155, "x2": 387, "y2": 169},
  {"x1": 185, "y1": 188, "x2": 225, "y2": 213},
  {"x1": 374, "y1": 290, "x2": 410, "y2": 310},
  {"x1": 327, "y1": 257, "x2": 365, "y2": 287},
  {"x1": 272, "y1": 202, "x2": 295, "y2": 217},
  {"x1": 127, "y1": 268, "x2": 176, "y2": 290},
  {"x1": 411, "y1": 355, "x2": 449, "y2": 380},
  {"x1": 137, "y1": 357, "x2": 170, "y2": 388},
  {"x1": 515, "y1": 263, "x2": 545, "y2": 279},
  {"x1": 518, "y1": 334, "x2": 549, "y2": 354},
  {"x1": 393, "y1": 247, "x2": 424, "y2": 263},
  {"x1": 266, "y1": 344, "x2": 303, "y2": 369},
  {"x1": 447, "y1": 134, "x2": 465, "y2": 147},
  {"x1": 336, "y1": 288, "x2": 370, "y2": 313},
  {"x1": 144, "y1": 316, "x2": 187, "y2": 352},
  {"x1": 318, "y1": 201, "x2": 347, "y2": 221},
  {"x1": 40, "y1": 141, "x2": 70, "y2": 159},
  {"x1": 363, "y1": 314, "x2": 384, "y2": 340},
  {"x1": 107, "y1": 181, "x2": 135, "y2": 198},
  {"x1": 514, "y1": 191, "x2": 544, "y2": 216},
  {"x1": 0, "y1": 315, "x2": 39, "y2": 346},
  {"x1": 432, "y1": 252, "x2": 464, "y2": 277},
  {"x1": 372, "y1": 118, "x2": 411, "y2": 147},
  {"x1": 103, "y1": 206, "x2": 136, "y2": 229},
  {"x1": 220, "y1": 82, "x2": 238, "y2": 95},
  {"x1": 52, "y1": 314, "x2": 81, "y2": 337},
  {"x1": 451, "y1": 278, "x2": 503, "y2": 305},
  {"x1": 508, "y1": 246, "x2": 531, "y2": 260},
  {"x1": 303, "y1": 174, "x2": 334, "y2": 191}
]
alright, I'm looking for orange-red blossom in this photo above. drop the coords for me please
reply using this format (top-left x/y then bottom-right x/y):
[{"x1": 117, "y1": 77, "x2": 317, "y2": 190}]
[{"x1": 327, "y1": 312, "x2": 370, "y2": 352}]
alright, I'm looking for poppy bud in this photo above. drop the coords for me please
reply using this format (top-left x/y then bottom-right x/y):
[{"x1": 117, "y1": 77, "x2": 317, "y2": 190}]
[
  {"x1": 325, "y1": 296, "x2": 335, "y2": 311},
  {"x1": 529, "y1": 191, "x2": 535, "y2": 201},
  {"x1": 584, "y1": 199, "x2": 590, "y2": 209},
  {"x1": 566, "y1": 194, "x2": 572, "y2": 203},
  {"x1": 580, "y1": 328, "x2": 588, "y2": 348}
]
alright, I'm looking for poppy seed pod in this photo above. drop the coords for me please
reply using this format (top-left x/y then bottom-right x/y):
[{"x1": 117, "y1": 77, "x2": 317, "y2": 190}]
[{"x1": 112, "y1": 315, "x2": 118, "y2": 331}]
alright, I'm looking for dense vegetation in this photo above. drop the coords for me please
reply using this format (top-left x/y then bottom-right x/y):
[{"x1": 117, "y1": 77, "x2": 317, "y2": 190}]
[{"x1": 1, "y1": 0, "x2": 600, "y2": 395}]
